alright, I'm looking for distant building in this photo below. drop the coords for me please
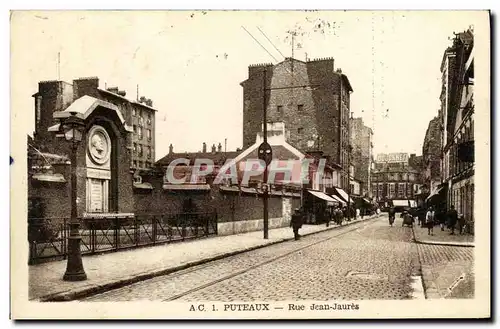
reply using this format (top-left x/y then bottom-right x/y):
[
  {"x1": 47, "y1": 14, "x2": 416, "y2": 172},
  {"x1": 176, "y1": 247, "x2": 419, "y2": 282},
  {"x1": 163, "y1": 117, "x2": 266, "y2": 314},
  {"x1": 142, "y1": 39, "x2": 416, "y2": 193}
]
[
  {"x1": 240, "y1": 57, "x2": 353, "y2": 190},
  {"x1": 350, "y1": 117, "x2": 374, "y2": 197},
  {"x1": 371, "y1": 152, "x2": 423, "y2": 206},
  {"x1": 32, "y1": 77, "x2": 156, "y2": 169}
]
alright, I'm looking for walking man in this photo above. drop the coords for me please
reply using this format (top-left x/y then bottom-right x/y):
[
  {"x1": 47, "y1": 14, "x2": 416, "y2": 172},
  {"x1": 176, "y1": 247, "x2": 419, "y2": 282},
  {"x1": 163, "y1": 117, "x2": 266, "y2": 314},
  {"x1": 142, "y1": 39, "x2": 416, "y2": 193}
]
[
  {"x1": 447, "y1": 205, "x2": 458, "y2": 235},
  {"x1": 425, "y1": 206, "x2": 435, "y2": 235},
  {"x1": 290, "y1": 208, "x2": 304, "y2": 240}
]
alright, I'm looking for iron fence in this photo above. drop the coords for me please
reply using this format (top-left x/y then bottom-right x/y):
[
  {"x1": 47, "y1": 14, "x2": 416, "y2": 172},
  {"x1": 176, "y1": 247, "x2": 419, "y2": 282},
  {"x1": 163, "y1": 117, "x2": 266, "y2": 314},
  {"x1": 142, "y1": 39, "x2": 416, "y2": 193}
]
[{"x1": 28, "y1": 212, "x2": 218, "y2": 265}]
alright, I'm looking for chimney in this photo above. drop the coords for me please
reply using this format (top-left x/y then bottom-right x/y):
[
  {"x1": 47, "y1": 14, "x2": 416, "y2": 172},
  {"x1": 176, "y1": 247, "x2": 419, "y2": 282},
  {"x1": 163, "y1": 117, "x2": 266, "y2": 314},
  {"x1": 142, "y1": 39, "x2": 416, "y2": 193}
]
[
  {"x1": 217, "y1": 143, "x2": 222, "y2": 153},
  {"x1": 211, "y1": 144, "x2": 216, "y2": 153},
  {"x1": 73, "y1": 77, "x2": 99, "y2": 99},
  {"x1": 117, "y1": 90, "x2": 127, "y2": 97},
  {"x1": 145, "y1": 99, "x2": 153, "y2": 107},
  {"x1": 169, "y1": 144, "x2": 174, "y2": 154},
  {"x1": 202, "y1": 142, "x2": 207, "y2": 153},
  {"x1": 107, "y1": 87, "x2": 119, "y2": 94}
]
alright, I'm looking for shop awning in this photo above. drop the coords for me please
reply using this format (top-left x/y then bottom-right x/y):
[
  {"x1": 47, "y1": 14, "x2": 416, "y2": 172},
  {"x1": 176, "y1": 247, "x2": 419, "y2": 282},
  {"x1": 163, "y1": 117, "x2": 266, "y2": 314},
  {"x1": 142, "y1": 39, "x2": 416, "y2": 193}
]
[
  {"x1": 334, "y1": 187, "x2": 354, "y2": 204},
  {"x1": 330, "y1": 194, "x2": 346, "y2": 205},
  {"x1": 308, "y1": 190, "x2": 338, "y2": 203},
  {"x1": 425, "y1": 186, "x2": 444, "y2": 202},
  {"x1": 392, "y1": 199, "x2": 409, "y2": 207},
  {"x1": 163, "y1": 184, "x2": 211, "y2": 191}
]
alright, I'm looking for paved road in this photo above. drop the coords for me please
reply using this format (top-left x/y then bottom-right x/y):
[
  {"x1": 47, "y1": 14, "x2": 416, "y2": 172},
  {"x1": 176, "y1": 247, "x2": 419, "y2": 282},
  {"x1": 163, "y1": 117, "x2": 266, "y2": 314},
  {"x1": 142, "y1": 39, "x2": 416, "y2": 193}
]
[{"x1": 85, "y1": 215, "x2": 423, "y2": 301}]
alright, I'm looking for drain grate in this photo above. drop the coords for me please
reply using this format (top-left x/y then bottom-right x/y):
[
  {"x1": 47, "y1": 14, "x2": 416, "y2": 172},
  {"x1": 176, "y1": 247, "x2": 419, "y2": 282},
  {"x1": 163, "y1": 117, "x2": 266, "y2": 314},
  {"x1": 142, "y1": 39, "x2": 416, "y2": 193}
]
[{"x1": 345, "y1": 270, "x2": 387, "y2": 280}]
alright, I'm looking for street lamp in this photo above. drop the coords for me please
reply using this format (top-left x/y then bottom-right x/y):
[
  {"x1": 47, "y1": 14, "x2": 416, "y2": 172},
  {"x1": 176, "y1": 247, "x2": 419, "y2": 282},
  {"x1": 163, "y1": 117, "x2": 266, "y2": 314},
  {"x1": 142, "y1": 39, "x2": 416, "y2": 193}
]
[{"x1": 60, "y1": 112, "x2": 87, "y2": 281}]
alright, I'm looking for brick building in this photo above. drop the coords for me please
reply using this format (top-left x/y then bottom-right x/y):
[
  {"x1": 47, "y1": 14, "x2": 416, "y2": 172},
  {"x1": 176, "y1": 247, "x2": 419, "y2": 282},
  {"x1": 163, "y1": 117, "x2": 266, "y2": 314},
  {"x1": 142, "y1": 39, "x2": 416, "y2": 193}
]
[
  {"x1": 240, "y1": 57, "x2": 353, "y2": 190},
  {"x1": 430, "y1": 29, "x2": 474, "y2": 229},
  {"x1": 371, "y1": 153, "x2": 423, "y2": 207},
  {"x1": 32, "y1": 77, "x2": 156, "y2": 169},
  {"x1": 349, "y1": 117, "x2": 374, "y2": 197}
]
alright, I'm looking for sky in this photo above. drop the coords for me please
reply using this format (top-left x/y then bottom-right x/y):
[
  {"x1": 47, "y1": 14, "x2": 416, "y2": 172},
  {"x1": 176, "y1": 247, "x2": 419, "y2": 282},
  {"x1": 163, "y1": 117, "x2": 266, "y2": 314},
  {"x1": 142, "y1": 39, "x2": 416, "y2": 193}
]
[{"x1": 11, "y1": 10, "x2": 482, "y2": 161}]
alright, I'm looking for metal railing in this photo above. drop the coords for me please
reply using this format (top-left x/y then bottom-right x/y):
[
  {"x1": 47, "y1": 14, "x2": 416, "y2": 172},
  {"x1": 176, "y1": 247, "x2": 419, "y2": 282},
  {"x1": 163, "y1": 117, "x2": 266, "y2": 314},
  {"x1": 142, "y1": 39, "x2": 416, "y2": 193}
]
[{"x1": 28, "y1": 212, "x2": 218, "y2": 265}]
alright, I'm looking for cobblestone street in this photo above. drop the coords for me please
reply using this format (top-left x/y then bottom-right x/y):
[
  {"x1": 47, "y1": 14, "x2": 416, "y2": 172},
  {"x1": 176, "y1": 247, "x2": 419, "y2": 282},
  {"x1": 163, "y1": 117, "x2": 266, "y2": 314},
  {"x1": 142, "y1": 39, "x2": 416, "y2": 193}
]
[{"x1": 85, "y1": 215, "x2": 422, "y2": 302}]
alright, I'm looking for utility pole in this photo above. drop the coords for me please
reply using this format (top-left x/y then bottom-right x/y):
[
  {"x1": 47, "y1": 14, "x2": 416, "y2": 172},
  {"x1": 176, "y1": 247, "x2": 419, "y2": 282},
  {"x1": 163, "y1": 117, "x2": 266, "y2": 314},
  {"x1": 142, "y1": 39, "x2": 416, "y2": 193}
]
[{"x1": 259, "y1": 68, "x2": 272, "y2": 240}]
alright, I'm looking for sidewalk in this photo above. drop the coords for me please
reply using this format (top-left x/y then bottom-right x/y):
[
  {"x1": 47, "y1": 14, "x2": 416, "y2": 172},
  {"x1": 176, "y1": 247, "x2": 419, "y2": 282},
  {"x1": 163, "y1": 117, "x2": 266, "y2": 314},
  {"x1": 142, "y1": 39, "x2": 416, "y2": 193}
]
[
  {"x1": 29, "y1": 214, "x2": 379, "y2": 302},
  {"x1": 413, "y1": 223, "x2": 474, "y2": 247}
]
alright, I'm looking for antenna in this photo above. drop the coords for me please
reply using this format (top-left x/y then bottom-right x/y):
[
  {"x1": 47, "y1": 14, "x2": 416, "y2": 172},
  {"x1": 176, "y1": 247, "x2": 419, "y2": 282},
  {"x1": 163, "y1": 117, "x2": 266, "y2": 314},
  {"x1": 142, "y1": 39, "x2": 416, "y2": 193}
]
[
  {"x1": 57, "y1": 52, "x2": 61, "y2": 80},
  {"x1": 136, "y1": 84, "x2": 139, "y2": 101}
]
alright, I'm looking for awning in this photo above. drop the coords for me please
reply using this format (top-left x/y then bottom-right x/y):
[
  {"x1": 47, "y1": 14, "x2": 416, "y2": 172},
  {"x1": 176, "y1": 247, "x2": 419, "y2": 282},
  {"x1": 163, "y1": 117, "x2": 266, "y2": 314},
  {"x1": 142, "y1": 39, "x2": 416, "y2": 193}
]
[
  {"x1": 425, "y1": 187, "x2": 444, "y2": 202},
  {"x1": 163, "y1": 184, "x2": 211, "y2": 191},
  {"x1": 334, "y1": 187, "x2": 354, "y2": 204},
  {"x1": 392, "y1": 200, "x2": 409, "y2": 207},
  {"x1": 308, "y1": 190, "x2": 338, "y2": 203},
  {"x1": 330, "y1": 194, "x2": 346, "y2": 206}
]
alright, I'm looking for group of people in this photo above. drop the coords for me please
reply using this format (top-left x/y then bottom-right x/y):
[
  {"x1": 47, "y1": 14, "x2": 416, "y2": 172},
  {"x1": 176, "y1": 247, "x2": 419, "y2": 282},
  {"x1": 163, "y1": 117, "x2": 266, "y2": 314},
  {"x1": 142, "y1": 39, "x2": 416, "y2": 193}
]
[
  {"x1": 386, "y1": 204, "x2": 464, "y2": 236},
  {"x1": 290, "y1": 204, "x2": 379, "y2": 240},
  {"x1": 420, "y1": 205, "x2": 463, "y2": 236}
]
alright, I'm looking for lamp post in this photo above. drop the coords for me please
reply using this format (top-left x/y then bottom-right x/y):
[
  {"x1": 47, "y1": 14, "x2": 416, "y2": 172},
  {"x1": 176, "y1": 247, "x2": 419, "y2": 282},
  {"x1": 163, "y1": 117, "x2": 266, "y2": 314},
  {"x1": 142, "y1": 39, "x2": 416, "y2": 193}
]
[{"x1": 60, "y1": 112, "x2": 87, "y2": 281}]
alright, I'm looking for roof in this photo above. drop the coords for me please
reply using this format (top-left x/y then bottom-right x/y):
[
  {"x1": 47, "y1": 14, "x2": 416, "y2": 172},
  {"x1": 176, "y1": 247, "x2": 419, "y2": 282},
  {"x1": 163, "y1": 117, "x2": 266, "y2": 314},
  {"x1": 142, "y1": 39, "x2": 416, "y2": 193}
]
[
  {"x1": 98, "y1": 88, "x2": 157, "y2": 112},
  {"x1": 155, "y1": 150, "x2": 241, "y2": 167},
  {"x1": 48, "y1": 95, "x2": 133, "y2": 132}
]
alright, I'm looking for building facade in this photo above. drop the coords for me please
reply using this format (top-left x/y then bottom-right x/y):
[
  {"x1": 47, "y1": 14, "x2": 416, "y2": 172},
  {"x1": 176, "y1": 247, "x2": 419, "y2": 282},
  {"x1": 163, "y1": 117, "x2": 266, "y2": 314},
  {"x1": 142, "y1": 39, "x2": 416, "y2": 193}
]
[
  {"x1": 240, "y1": 57, "x2": 353, "y2": 190},
  {"x1": 371, "y1": 153, "x2": 423, "y2": 205},
  {"x1": 32, "y1": 77, "x2": 156, "y2": 169},
  {"x1": 421, "y1": 116, "x2": 442, "y2": 196},
  {"x1": 350, "y1": 117, "x2": 374, "y2": 197},
  {"x1": 438, "y1": 29, "x2": 475, "y2": 227}
]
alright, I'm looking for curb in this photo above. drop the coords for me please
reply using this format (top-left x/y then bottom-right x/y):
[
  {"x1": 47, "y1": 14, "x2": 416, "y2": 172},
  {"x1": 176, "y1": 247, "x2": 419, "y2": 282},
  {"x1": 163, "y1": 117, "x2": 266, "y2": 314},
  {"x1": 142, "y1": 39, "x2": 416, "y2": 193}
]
[
  {"x1": 39, "y1": 215, "x2": 380, "y2": 302},
  {"x1": 411, "y1": 224, "x2": 474, "y2": 248}
]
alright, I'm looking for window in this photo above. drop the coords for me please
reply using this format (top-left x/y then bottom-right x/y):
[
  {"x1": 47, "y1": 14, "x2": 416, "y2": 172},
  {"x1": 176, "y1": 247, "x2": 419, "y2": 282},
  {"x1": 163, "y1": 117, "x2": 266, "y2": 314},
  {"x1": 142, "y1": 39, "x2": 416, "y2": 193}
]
[
  {"x1": 378, "y1": 183, "x2": 383, "y2": 196},
  {"x1": 407, "y1": 183, "x2": 412, "y2": 197},
  {"x1": 138, "y1": 144, "x2": 143, "y2": 157},
  {"x1": 398, "y1": 183, "x2": 405, "y2": 197},
  {"x1": 138, "y1": 127, "x2": 143, "y2": 140},
  {"x1": 147, "y1": 146, "x2": 151, "y2": 159},
  {"x1": 277, "y1": 105, "x2": 283, "y2": 115},
  {"x1": 297, "y1": 104, "x2": 304, "y2": 111},
  {"x1": 133, "y1": 125, "x2": 137, "y2": 133},
  {"x1": 147, "y1": 112, "x2": 152, "y2": 124},
  {"x1": 133, "y1": 108, "x2": 137, "y2": 116},
  {"x1": 133, "y1": 143, "x2": 137, "y2": 154},
  {"x1": 389, "y1": 183, "x2": 395, "y2": 197},
  {"x1": 146, "y1": 129, "x2": 151, "y2": 141},
  {"x1": 298, "y1": 127, "x2": 304, "y2": 134}
]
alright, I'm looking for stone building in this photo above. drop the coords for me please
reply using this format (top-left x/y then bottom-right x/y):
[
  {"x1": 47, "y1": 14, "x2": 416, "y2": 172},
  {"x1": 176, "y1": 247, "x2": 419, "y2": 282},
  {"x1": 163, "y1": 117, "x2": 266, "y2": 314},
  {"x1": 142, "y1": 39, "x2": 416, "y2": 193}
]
[
  {"x1": 432, "y1": 29, "x2": 474, "y2": 228},
  {"x1": 32, "y1": 77, "x2": 156, "y2": 169},
  {"x1": 421, "y1": 116, "x2": 442, "y2": 195},
  {"x1": 371, "y1": 153, "x2": 423, "y2": 207},
  {"x1": 240, "y1": 57, "x2": 353, "y2": 190},
  {"x1": 349, "y1": 117, "x2": 374, "y2": 197}
]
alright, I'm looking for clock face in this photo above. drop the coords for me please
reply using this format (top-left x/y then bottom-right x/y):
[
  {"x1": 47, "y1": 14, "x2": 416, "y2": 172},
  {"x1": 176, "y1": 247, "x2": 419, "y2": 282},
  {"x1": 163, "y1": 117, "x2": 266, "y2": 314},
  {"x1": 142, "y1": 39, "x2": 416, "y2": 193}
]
[{"x1": 88, "y1": 125, "x2": 111, "y2": 165}]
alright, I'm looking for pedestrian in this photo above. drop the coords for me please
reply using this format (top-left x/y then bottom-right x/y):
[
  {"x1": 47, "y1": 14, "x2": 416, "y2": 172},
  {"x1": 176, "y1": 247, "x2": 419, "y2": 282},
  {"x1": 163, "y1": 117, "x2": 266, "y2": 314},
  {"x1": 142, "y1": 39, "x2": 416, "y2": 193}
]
[
  {"x1": 356, "y1": 207, "x2": 360, "y2": 219},
  {"x1": 435, "y1": 208, "x2": 445, "y2": 231},
  {"x1": 425, "y1": 206, "x2": 435, "y2": 235},
  {"x1": 447, "y1": 205, "x2": 458, "y2": 235},
  {"x1": 388, "y1": 206, "x2": 396, "y2": 227},
  {"x1": 457, "y1": 213, "x2": 465, "y2": 235},
  {"x1": 290, "y1": 208, "x2": 303, "y2": 240}
]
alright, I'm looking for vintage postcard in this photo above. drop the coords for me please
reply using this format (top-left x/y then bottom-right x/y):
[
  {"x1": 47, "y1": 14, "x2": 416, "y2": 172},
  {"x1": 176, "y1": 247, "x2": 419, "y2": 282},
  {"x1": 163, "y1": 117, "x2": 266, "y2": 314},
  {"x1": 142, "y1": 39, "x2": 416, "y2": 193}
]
[{"x1": 10, "y1": 10, "x2": 490, "y2": 319}]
